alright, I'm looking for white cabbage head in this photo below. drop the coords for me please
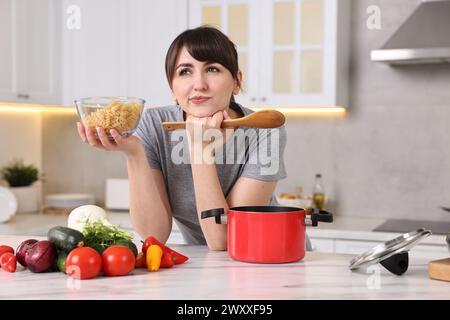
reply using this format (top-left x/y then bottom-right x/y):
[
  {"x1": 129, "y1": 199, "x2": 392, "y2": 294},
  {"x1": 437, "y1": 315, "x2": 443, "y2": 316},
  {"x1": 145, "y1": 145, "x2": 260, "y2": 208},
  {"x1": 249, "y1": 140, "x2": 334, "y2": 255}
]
[{"x1": 68, "y1": 205, "x2": 111, "y2": 232}]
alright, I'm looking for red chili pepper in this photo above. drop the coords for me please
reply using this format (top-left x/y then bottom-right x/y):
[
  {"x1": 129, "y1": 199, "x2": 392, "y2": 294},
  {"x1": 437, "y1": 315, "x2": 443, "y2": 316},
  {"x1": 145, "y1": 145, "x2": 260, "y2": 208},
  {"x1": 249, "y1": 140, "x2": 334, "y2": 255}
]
[
  {"x1": 142, "y1": 236, "x2": 189, "y2": 265},
  {"x1": 0, "y1": 245, "x2": 14, "y2": 258},
  {"x1": 160, "y1": 252, "x2": 174, "y2": 268},
  {"x1": 135, "y1": 252, "x2": 146, "y2": 268},
  {"x1": 0, "y1": 252, "x2": 17, "y2": 272}
]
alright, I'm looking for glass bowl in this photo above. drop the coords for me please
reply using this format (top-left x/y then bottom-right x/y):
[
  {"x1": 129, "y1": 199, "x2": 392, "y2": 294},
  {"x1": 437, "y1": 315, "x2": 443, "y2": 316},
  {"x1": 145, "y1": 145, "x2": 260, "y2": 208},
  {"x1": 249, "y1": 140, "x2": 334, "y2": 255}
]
[{"x1": 75, "y1": 96, "x2": 145, "y2": 140}]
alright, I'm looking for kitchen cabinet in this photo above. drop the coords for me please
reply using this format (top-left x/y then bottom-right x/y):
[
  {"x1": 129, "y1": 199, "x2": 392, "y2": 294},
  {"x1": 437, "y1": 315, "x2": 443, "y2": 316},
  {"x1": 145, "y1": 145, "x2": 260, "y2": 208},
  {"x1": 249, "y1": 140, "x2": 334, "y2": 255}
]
[
  {"x1": 310, "y1": 237, "x2": 335, "y2": 253},
  {"x1": 0, "y1": 0, "x2": 188, "y2": 106},
  {"x1": 62, "y1": 0, "x2": 188, "y2": 107},
  {"x1": 126, "y1": 0, "x2": 188, "y2": 107},
  {"x1": 0, "y1": 0, "x2": 61, "y2": 104},
  {"x1": 189, "y1": 0, "x2": 350, "y2": 107},
  {"x1": 61, "y1": 0, "x2": 130, "y2": 104}
]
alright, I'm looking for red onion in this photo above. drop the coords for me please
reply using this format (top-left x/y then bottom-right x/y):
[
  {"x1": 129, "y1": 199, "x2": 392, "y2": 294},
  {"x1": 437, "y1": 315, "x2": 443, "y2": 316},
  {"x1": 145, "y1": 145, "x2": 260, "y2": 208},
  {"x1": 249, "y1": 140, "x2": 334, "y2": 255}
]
[
  {"x1": 25, "y1": 240, "x2": 57, "y2": 273},
  {"x1": 16, "y1": 239, "x2": 38, "y2": 267}
]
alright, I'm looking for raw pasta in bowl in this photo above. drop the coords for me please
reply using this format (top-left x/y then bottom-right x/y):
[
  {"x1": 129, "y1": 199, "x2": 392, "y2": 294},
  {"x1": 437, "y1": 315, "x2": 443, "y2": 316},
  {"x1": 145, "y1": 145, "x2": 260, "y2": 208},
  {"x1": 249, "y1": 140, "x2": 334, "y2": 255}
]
[{"x1": 75, "y1": 97, "x2": 145, "y2": 140}]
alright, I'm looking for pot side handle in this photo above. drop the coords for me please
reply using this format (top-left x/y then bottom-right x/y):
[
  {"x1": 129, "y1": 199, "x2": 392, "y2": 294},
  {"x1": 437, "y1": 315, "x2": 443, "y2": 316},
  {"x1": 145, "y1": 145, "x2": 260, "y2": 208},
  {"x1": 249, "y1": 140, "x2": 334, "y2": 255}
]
[
  {"x1": 201, "y1": 208, "x2": 226, "y2": 224},
  {"x1": 310, "y1": 209, "x2": 333, "y2": 227}
]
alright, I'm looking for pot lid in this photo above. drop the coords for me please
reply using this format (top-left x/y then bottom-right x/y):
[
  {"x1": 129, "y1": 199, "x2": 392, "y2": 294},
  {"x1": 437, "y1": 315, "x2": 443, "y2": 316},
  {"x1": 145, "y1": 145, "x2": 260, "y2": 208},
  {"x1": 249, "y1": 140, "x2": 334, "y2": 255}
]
[{"x1": 349, "y1": 228, "x2": 432, "y2": 275}]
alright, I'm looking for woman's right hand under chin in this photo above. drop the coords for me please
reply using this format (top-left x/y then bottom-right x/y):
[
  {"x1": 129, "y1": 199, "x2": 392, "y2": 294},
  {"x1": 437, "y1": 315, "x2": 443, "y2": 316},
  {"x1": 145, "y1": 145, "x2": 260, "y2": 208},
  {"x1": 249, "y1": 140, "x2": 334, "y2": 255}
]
[{"x1": 77, "y1": 122, "x2": 143, "y2": 157}]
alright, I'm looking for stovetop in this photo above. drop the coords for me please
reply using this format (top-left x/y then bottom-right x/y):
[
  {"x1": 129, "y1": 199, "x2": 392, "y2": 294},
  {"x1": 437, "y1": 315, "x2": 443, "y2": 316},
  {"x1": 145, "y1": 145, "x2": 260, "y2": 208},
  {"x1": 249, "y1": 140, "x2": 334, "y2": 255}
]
[{"x1": 373, "y1": 219, "x2": 450, "y2": 235}]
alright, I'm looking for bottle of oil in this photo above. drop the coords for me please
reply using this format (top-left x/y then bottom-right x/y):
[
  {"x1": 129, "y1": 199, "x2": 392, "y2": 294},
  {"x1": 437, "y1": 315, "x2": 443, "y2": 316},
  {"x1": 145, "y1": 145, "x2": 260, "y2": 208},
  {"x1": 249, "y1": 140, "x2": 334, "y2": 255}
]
[
  {"x1": 295, "y1": 185, "x2": 303, "y2": 198},
  {"x1": 312, "y1": 174, "x2": 325, "y2": 210}
]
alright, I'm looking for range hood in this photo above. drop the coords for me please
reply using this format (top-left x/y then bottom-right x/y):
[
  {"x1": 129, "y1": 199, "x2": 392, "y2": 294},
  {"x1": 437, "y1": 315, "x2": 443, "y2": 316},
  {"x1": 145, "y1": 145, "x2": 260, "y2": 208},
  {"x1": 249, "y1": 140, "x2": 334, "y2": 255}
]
[{"x1": 371, "y1": 0, "x2": 450, "y2": 65}]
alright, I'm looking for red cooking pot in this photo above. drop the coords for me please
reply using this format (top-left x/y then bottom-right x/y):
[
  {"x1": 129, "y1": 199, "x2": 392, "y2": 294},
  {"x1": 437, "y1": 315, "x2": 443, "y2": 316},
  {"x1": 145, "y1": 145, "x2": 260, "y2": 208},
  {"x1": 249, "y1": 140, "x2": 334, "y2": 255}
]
[{"x1": 201, "y1": 206, "x2": 333, "y2": 263}]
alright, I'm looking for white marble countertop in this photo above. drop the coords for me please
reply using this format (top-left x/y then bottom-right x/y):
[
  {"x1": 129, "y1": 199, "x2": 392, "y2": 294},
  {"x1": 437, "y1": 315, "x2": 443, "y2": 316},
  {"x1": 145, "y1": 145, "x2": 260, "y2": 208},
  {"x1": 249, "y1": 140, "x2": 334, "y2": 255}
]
[{"x1": 0, "y1": 235, "x2": 449, "y2": 300}]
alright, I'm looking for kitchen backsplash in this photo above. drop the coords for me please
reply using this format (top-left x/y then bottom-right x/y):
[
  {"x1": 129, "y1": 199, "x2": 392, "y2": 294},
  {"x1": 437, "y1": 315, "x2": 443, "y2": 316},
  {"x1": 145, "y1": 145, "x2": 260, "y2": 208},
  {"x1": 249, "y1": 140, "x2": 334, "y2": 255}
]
[
  {"x1": 0, "y1": 111, "x2": 42, "y2": 183},
  {"x1": 41, "y1": 112, "x2": 128, "y2": 206}
]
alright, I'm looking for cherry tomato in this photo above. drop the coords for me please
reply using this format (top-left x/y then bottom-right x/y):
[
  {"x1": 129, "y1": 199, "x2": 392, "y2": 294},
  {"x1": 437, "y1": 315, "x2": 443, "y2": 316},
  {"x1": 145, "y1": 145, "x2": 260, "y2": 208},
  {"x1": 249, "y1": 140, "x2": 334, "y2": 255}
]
[
  {"x1": 0, "y1": 245, "x2": 14, "y2": 258},
  {"x1": 102, "y1": 246, "x2": 135, "y2": 276},
  {"x1": 0, "y1": 252, "x2": 17, "y2": 272},
  {"x1": 66, "y1": 247, "x2": 102, "y2": 280}
]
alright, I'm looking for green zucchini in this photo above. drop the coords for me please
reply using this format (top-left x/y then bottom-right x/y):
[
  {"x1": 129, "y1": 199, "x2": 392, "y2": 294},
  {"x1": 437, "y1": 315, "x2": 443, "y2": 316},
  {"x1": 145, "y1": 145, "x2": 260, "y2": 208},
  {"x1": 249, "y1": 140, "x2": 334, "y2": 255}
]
[
  {"x1": 89, "y1": 243, "x2": 106, "y2": 256},
  {"x1": 47, "y1": 226, "x2": 84, "y2": 252},
  {"x1": 57, "y1": 251, "x2": 68, "y2": 273}
]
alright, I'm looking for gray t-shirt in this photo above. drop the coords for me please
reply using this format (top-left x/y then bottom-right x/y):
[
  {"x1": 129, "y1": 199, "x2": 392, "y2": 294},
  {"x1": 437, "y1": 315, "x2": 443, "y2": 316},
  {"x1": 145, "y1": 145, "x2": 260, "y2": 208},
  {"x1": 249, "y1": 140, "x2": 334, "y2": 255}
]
[{"x1": 135, "y1": 102, "x2": 287, "y2": 245}]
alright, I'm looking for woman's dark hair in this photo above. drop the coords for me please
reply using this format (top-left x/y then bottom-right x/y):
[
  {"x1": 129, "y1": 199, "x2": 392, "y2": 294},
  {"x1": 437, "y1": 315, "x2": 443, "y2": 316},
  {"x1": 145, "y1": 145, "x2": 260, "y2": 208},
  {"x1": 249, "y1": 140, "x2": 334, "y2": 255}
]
[{"x1": 165, "y1": 26, "x2": 241, "y2": 92}]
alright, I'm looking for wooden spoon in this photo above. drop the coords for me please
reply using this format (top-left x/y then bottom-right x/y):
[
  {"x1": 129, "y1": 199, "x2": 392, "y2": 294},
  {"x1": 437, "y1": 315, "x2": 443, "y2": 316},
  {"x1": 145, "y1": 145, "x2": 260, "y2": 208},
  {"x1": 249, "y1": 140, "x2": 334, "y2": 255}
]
[{"x1": 162, "y1": 109, "x2": 285, "y2": 131}]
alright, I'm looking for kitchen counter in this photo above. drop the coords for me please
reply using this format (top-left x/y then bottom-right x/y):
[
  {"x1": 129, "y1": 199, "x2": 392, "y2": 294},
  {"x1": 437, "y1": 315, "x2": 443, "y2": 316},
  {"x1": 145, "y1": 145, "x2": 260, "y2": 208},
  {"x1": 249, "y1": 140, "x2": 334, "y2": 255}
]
[
  {"x1": 0, "y1": 212, "x2": 135, "y2": 236},
  {"x1": 0, "y1": 212, "x2": 184, "y2": 244},
  {"x1": 1, "y1": 213, "x2": 447, "y2": 250},
  {"x1": 0, "y1": 235, "x2": 448, "y2": 300},
  {"x1": 307, "y1": 215, "x2": 448, "y2": 246}
]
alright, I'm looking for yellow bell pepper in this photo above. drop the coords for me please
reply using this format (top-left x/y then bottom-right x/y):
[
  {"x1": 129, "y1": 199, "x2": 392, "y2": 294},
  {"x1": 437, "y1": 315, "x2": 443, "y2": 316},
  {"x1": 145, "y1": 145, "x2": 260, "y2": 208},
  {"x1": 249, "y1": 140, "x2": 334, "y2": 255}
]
[{"x1": 146, "y1": 244, "x2": 163, "y2": 272}]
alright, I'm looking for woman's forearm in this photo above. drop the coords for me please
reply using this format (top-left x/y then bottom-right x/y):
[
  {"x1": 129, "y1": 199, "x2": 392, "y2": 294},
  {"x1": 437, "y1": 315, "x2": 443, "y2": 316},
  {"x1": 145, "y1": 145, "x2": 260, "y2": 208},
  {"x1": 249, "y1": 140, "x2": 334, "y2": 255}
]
[
  {"x1": 126, "y1": 148, "x2": 172, "y2": 243},
  {"x1": 191, "y1": 161, "x2": 228, "y2": 251},
  {"x1": 185, "y1": 111, "x2": 231, "y2": 250}
]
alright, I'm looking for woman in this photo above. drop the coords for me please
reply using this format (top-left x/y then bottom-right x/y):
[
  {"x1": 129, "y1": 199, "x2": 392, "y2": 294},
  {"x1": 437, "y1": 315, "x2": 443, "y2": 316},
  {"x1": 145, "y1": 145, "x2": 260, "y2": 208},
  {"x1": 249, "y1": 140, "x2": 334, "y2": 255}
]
[{"x1": 77, "y1": 26, "x2": 287, "y2": 250}]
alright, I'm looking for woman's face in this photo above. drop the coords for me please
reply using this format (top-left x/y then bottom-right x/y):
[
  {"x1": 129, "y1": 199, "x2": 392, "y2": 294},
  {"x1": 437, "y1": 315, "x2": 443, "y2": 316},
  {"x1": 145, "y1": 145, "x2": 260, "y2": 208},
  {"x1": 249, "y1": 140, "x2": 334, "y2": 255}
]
[{"x1": 171, "y1": 46, "x2": 240, "y2": 118}]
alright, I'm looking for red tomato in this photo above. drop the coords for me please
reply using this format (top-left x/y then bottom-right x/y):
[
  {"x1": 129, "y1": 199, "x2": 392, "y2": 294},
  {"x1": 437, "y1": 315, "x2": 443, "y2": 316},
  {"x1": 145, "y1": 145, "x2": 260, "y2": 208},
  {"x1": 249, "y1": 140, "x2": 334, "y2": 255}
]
[
  {"x1": 102, "y1": 246, "x2": 135, "y2": 276},
  {"x1": 0, "y1": 252, "x2": 17, "y2": 272},
  {"x1": 66, "y1": 247, "x2": 102, "y2": 280},
  {"x1": 0, "y1": 245, "x2": 14, "y2": 258}
]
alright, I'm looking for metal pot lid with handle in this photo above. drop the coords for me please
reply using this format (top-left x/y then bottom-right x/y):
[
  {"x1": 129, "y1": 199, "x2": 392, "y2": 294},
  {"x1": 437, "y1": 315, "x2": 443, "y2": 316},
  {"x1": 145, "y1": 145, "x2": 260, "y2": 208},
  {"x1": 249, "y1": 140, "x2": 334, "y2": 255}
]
[{"x1": 349, "y1": 228, "x2": 432, "y2": 275}]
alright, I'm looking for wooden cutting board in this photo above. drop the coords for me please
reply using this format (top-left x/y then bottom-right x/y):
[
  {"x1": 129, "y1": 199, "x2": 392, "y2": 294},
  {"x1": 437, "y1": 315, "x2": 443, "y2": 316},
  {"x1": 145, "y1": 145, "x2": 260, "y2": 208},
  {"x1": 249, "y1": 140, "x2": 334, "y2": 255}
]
[{"x1": 428, "y1": 258, "x2": 450, "y2": 282}]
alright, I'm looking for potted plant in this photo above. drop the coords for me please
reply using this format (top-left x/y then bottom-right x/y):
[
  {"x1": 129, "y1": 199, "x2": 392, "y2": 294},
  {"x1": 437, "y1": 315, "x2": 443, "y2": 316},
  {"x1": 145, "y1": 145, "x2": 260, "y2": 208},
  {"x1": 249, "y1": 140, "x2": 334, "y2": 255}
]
[{"x1": 0, "y1": 159, "x2": 41, "y2": 213}]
